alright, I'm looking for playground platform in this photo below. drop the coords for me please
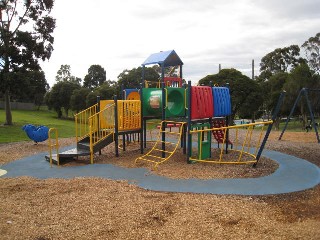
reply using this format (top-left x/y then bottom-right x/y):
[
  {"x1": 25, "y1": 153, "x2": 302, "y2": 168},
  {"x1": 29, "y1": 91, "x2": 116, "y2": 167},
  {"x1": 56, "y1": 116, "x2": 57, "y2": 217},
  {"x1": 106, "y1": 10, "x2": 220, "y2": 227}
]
[{"x1": 1, "y1": 146, "x2": 319, "y2": 196}]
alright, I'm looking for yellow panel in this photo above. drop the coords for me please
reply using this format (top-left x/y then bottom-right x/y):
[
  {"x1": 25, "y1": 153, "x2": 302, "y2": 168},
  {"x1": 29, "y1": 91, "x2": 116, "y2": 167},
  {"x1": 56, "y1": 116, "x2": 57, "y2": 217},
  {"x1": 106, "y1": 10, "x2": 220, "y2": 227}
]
[{"x1": 117, "y1": 100, "x2": 141, "y2": 131}]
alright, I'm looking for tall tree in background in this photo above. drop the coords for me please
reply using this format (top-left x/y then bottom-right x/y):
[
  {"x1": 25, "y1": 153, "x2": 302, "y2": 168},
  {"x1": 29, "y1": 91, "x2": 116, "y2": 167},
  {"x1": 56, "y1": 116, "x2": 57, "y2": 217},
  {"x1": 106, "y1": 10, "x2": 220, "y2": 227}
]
[
  {"x1": 83, "y1": 65, "x2": 106, "y2": 90},
  {"x1": 117, "y1": 67, "x2": 159, "y2": 91},
  {"x1": 55, "y1": 64, "x2": 81, "y2": 85},
  {"x1": 302, "y1": 32, "x2": 320, "y2": 74},
  {"x1": 283, "y1": 63, "x2": 319, "y2": 127},
  {"x1": 45, "y1": 81, "x2": 80, "y2": 118},
  {"x1": 199, "y1": 69, "x2": 263, "y2": 122},
  {"x1": 0, "y1": 0, "x2": 55, "y2": 125},
  {"x1": 259, "y1": 72, "x2": 289, "y2": 129},
  {"x1": 70, "y1": 87, "x2": 90, "y2": 113},
  {"x1": 259, "y1": 45, "x2": 302, "y2": 80}
]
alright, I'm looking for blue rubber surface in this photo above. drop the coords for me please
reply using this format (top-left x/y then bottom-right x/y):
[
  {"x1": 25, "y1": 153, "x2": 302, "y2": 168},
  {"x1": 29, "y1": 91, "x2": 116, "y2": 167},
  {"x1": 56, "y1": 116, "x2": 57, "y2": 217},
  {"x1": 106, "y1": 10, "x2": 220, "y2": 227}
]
[{"x1": 1, "y1": 146, "x2": 319, "y2": 196}]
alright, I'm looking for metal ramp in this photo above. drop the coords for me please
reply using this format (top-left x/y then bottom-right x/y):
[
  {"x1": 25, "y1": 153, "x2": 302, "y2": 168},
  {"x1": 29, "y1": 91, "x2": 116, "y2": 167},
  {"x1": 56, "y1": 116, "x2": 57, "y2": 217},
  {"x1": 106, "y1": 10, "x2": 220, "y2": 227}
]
[
  {"x1": 46, "y1": 131, "x2": 114, "y2": 165},
  {"x1": 135, "y1": 121, "x2": 185, "y2": 169}
]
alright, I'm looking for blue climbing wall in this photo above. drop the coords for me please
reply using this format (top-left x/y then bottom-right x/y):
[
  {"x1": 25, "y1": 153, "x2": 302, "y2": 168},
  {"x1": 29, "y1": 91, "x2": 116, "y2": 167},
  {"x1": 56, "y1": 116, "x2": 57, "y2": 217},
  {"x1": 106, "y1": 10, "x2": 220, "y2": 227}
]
[{"x1": 212, "y1": 87, "x2": 232, "y2": 117}]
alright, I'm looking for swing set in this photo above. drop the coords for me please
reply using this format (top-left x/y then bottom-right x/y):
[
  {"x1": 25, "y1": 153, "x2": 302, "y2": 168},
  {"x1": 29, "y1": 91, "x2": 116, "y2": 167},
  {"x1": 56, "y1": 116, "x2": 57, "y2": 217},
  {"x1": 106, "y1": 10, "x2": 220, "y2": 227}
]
[{"x1": 279, "y1": 88, "x2": 320, "y2": 143}]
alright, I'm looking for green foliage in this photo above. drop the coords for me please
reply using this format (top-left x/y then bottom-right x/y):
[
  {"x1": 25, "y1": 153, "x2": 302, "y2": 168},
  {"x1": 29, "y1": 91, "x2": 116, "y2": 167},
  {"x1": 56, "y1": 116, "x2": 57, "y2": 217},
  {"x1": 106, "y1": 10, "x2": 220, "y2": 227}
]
[
  {"x1": 283, "y1": 63, "x2": 320, "y2": 125},
  {"x1": 199, "y1": 68, "x2": 263, "y2": 120},
  {"x1": 86, "y1": 91, "x2": 98, "y2": 107},
  {"x1": 259, "y1": 45, "x2": 303, "y2": 80},
  {"x1": 85, "y1": 82, "x2": 116, "y2": 106},
  {"x1": 46, "y1": 81, "x2": 80, "y2": 118},
  {"x1": 0, "y1": 0, "x2": 56, "y2": 125},
  {"x1": 55, "y1": 64, "x2": 81, "y2": 85},
  {"x1": 262, "y1": 72, "x2": 289, "y2": 113},
  {"x1": 0, "y1": 109, "x2": 75, "y2": 143},
  {"x1": 117, "y1": 67, "x2": 159, "y2": 93},
  {"x1": 83, "y1": 65, "x2": 106, "y2": 90},
  {"x1": 70, "y1": 88, "x2": 91, "y2": 113},
  {"x1": 302, "y1": 32, "x2": 320, "y2": 74}
]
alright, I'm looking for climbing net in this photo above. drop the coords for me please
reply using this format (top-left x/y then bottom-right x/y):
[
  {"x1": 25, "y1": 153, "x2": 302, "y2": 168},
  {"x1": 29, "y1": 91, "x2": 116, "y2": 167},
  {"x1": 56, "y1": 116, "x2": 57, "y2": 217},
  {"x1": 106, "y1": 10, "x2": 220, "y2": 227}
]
[{"x1": 189, "y1": 121, "x2": 273, "y2": 164}]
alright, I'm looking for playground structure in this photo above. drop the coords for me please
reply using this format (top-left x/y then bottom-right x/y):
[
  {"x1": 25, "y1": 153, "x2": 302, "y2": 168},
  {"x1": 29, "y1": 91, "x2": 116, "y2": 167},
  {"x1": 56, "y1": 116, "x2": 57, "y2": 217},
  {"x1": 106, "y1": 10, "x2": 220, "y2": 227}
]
[{"x1": 47, "y1": 50, "x2": 283, "y2": 169}]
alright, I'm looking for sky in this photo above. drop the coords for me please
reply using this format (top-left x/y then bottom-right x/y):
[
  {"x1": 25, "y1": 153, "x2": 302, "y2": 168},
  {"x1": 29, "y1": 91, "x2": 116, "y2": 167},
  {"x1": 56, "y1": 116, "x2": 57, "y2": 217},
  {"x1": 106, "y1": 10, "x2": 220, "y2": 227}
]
[{"x1": 40, "y1": 0, "x2": 320, "y2": 87}]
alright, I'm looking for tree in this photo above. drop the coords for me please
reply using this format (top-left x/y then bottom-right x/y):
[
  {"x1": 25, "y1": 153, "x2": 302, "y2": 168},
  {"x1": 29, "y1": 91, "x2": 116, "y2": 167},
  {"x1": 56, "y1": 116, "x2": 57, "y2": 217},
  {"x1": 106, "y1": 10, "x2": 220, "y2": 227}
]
[
  {"x1": 198, "y1": 68, "x2": 263, "y2": 122},
  {"x1": 283, "y1": 63, "x2": 318, "y2": 127},
  {"x1": 83, "y1": 65, "x2": 106, "y2": 90},
  {"x1": 70, "y1": 87, "x2": 91, "y2": 113},
  {"x1": 21, "y1": 70, "x2": 49, "y2": 109},
  {"x1": 46, "y1": 81, "x2": 80, "y2": 118},
  {"x1": 259, "y1": 45, "x2": 303, "y2": 80},
  {"x1": 55, "y1": 64, "x2": 81, "y2": 85},
  {"x1": 85, "y1": 82, "x2": 116, "y2": 107},
  {"x1": 0, "y1": 0, "x2": 55, "y2": 125},
  {"x1": 258, "y1": 72, "x2": 289, "y2": 129},
  {"x1": 262, "y1": 72, "x2": 288, "y2": 113},
  {"x1": 117, "y1": 67, "x2": 159, "y2": 92},
  {"x1": 302, "y1": 32, "x2": 320, "y2": 74}
]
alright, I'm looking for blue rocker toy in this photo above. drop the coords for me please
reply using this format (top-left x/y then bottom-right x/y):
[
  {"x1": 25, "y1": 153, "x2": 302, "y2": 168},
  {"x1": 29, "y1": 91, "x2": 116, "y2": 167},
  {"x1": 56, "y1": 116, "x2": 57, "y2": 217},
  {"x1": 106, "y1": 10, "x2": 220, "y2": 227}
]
[{"x1": 22, "y1": 124, "x2": 49, "y2": 144}]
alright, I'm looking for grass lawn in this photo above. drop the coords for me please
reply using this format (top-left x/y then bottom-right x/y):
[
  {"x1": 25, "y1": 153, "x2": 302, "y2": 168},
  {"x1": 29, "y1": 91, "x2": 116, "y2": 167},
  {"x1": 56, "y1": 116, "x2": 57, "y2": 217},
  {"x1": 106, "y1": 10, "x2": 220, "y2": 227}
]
[{"x1": 0, "y1": 109, "x2": 75, "y2": 143}]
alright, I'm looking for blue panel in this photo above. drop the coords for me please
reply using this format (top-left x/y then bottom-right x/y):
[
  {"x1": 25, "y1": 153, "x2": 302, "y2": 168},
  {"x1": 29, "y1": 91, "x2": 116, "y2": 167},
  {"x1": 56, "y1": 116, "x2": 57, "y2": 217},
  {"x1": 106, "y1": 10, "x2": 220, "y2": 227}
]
[
  {"x1": 212, "y1": 87, "x2": 232, "y2": 117},
  {"x1": 124, "y1": 89, "x2": 138, "y2": 95},
  {"x1": 142, "y1": 50, "x2": 183, "y2": 67}
]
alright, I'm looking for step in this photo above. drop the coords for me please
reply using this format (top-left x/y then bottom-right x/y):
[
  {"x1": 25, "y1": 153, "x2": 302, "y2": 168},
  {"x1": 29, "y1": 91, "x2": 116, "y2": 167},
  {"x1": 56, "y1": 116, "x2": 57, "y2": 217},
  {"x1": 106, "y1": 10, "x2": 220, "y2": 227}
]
[{"x1": 45, "y1": 148, "x2": 91, "y2": 165}]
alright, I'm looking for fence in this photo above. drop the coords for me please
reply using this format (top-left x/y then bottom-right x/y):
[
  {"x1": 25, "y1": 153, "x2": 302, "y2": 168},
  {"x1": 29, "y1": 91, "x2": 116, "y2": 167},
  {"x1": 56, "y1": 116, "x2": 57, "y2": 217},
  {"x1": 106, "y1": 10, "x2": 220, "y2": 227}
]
[{"x1": 0, "y1": 101, "x2": 35, "y2": 110}]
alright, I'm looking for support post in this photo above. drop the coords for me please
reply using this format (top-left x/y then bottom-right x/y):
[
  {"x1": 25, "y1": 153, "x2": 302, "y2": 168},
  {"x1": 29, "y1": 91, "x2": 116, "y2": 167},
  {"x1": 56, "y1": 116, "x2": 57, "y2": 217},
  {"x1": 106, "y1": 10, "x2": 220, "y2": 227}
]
[
  {"x1": 304, "y1": 89, "x2": 320, "y2": 143},
  {"x1": 161, "y1": 71, "x2": 166, "y2": 158},
  {"x1": 97, "y1": 96, "x2": 102, "y2": 155},
  {"x1": 254, "y1": 91, "x2": 286, "y2": 167},
  {"x1": 279, "y1": 89, "x2": 304, "y2": 140},
  {"x1": 187, "y1": 81, "x2": 192, "y2": 163},
  {"x1": 114, "y1": 95, "x2": 119, "y2": 157},
  {"x1": 140, "y1": 69, "x2": 145, "y2": 153}
]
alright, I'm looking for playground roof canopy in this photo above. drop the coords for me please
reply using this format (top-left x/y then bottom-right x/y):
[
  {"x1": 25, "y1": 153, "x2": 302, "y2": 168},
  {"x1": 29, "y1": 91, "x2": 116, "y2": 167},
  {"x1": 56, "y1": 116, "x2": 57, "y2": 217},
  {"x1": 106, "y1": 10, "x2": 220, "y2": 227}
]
[{"x1": 142, "y1": 50, "x2": 183, "y2": 67}]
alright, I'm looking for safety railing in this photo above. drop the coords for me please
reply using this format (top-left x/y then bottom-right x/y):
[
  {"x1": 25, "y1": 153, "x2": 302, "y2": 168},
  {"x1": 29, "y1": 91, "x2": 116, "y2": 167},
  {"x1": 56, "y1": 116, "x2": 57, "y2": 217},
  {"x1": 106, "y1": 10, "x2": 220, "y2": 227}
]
[
  {"x1": 48, "y1": 128, "x2": 59, "y2": 167},
  {"x1": 189, "y1": 121, "x2": 273, "y2": 164},
  {"x1": 75, "y1": 103, "x2": 98, "y2": 143},
  {"x1": 88, "y1": 103, "x2": 115, "y2": 164}
]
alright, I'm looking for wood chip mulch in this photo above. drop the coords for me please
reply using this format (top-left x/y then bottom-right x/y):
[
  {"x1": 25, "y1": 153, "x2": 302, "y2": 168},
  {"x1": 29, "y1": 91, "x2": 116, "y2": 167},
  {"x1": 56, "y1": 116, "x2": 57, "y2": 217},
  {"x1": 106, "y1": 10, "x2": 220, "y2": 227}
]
[{"x1": 0, "y1": 132, "x2": 319, "y2": 239}]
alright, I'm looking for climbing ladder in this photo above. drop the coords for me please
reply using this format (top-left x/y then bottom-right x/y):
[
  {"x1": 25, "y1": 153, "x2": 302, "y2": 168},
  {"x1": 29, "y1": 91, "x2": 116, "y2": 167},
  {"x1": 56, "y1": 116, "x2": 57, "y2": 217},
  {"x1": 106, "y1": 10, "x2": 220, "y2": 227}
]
[
  {"x1": 135, "y1": 121, "x2": 185, "y2": 169},
  {"x1": 212, "y1": 118, "x2": 233, "y2": 148}
]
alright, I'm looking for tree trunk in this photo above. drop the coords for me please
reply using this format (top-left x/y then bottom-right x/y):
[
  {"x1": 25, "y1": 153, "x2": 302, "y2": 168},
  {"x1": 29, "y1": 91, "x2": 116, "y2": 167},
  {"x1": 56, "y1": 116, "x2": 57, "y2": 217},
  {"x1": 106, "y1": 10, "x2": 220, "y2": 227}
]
[
  {"x1": 274, "y1": 117, "x2": 281, "y2": 130},
  {"x1": 300, "y1": 103, "x2": 307, "y2": 129},
  {"x1": 4, "y1": 89, "x2": 13, "y2": 125}
]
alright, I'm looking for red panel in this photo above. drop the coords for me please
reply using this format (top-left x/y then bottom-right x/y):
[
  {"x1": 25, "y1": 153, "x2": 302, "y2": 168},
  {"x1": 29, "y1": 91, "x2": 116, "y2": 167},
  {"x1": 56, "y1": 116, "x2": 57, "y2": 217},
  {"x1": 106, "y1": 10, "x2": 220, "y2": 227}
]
[{"x1": 191, "y1": 86, "x2": 213, "y2": 120}]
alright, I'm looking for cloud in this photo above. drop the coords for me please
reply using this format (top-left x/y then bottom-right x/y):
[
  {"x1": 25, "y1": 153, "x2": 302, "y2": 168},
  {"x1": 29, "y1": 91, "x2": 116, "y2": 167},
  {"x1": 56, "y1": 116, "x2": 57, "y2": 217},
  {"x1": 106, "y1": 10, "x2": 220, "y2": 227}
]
[{"x1": 40, "y1": 0, "x2": 320, "y2": 88}]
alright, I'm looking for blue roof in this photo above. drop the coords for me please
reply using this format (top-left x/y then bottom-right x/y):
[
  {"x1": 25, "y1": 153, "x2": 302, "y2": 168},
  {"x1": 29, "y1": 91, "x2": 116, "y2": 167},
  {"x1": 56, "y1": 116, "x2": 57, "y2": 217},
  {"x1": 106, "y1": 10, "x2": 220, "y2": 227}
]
[{"x1": 142, "y1": 50, "x2": 183, "y2": 67}]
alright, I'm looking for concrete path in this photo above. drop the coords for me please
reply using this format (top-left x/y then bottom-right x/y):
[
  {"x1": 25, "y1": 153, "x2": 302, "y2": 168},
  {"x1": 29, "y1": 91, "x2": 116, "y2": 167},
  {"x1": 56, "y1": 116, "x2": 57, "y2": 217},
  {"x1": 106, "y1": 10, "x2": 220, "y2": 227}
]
[{"x1": 1, "y1": 146, "x2": 319, "y2": 195}]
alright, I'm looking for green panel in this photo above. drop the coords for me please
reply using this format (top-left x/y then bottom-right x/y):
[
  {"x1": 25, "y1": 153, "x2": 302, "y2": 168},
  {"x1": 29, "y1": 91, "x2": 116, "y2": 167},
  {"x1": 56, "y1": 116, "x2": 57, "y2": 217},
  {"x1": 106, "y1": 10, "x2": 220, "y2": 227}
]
[
  {"x1": 166, "y1": 88, "x2": 186, "y2": 117},
  {"x1": 200, "y1": 141, "x2": 210, "y2": 160},
  {"x1": 142, "y1": 88, "x2": 162, "y2": 117},
  {"x1": 192, "y1": 123, "x2": 211, "y2": 160}
]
